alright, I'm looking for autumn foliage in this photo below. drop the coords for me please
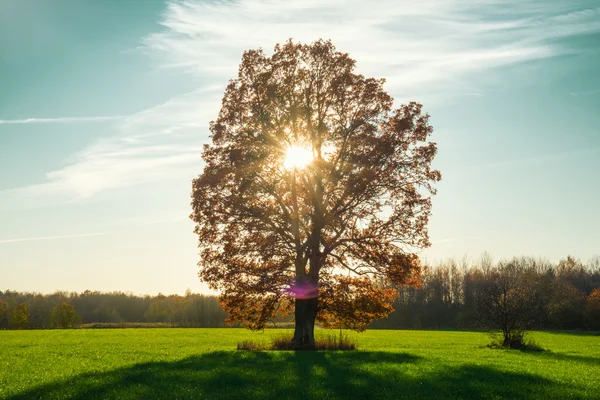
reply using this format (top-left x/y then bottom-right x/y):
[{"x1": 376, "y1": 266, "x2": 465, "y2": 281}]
[
  {"x1": 190, "y1": 40, "x2": 440, "y2": 346},
  {"x1": 318, "y1": 275, "x2": 397, "y2": 331}
]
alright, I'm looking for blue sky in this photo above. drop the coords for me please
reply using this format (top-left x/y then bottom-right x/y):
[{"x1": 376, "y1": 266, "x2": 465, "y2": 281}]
[{"x1": 1, "y1": 0, "x2": 599, "y2": 295}]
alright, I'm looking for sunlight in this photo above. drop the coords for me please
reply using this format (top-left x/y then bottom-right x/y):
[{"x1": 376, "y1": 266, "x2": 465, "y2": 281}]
[{"x1": 284, "y1": 145, "x2": 313, "y2": 170}]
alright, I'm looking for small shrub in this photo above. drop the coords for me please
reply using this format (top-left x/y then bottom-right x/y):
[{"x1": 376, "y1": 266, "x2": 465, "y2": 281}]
[
  {"x1": 269, "y1": 334, "x2": 296, "y2": 350},
  {"x1": 487, "y1": 331, "x2": 545, "y2": 351},
  {"x1": 316, "y1": 333, "x2": 357, "y2": 351},
  {"x1": 272, "y1": 333, "x2": 357, "y2": 350},
  {"x1": 238, "y1": 332, "x2": 357, "y2": 351},
  {"x1": 495, "y1": 329, "x2": 526, "y2": 349},
  {"x1": 237, "y1": 340, "x2": 268, "y2": 351}
]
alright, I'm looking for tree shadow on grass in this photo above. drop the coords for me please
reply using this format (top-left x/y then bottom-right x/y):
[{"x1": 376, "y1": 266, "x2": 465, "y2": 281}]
[
  {"x1": 11, "y1": 351, "x2": 578, "y2": 400},
  {"x1": 527, "y1": 351, "x2": 600, "y2": 367}
]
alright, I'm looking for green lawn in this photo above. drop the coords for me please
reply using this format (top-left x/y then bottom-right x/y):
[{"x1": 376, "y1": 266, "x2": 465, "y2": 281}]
[{"x1": 1, "y1": 329, "x2": 599, "y2": 399}]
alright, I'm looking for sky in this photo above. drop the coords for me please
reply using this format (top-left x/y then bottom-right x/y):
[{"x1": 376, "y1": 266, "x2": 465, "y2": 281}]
[{"x1": 1, "y1": 0, "x2": 599, "y2": 295}]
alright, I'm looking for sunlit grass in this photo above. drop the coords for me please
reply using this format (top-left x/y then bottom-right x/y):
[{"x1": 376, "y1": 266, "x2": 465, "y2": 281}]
[{"x1": 1, "y1": 329, "x2": 599, "y2": 399}]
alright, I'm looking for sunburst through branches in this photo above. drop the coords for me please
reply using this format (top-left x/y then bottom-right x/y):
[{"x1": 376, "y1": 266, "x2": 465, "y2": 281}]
[{"x1": 283, "y1": 145, "x2": 313, "y2": 170}]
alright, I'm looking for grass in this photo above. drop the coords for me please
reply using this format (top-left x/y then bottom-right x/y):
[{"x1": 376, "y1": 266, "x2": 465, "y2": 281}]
[
  {"x1": 1, "y1": 329, "x2": 599, "y2": 399},
  {"x1": 238, "y1": 332, "x2": 357, "y2": 351}
]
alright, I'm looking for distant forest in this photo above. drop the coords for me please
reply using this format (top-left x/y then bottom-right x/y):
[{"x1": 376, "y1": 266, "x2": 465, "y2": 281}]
[
  {"x1": 0, "y1": 290, "x2": 228, "y2": 330},
  {"x1": 2, "y1": 255, "x2": 599, "y2": 331},
  {"x1": 372, "y1": 255, "x2": 600, "y2": 331}
]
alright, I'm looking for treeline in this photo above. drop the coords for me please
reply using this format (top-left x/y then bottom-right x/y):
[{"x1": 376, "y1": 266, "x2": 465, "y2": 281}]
[
  {"x1": 372, "y1": 255, "x2": 600, "y2": 331},
  {"x1": 0, "y1": 289, "x2": 227, "y2": 329},
  {"x1": 2, "y1": 255, "x2": 599, "y2": 331}
]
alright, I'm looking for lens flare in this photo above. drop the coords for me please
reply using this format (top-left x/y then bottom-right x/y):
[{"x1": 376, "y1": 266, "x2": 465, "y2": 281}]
[{"x1": 283, "y1": 281, "x2": 319, "y2": 299}]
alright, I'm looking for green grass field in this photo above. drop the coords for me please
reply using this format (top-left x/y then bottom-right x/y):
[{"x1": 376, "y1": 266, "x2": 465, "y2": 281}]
[{"x1": 1, "y1": 329, "x2": 599, "y2": 399}]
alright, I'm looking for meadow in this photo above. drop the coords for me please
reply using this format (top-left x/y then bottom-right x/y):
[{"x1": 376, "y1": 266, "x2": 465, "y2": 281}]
[{"x1": 1, "y1": 329, "x2": 599, "y2": 399}]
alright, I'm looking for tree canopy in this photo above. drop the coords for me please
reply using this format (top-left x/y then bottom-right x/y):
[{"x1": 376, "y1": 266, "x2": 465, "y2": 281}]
[{"x1": 191, "y1": 40, "x2": 441, "y2": 347}]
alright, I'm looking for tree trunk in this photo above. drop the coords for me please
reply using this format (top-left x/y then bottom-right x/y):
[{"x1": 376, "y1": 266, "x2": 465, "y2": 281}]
[{"x1": 292, "y1": 296, "x2": 318, "y2": 349}]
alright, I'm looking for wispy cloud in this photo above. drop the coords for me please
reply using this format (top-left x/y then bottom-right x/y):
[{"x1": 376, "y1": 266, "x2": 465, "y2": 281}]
[
  {"x1": 0, "y1": 232, "x2": 111, "y2": 244},
  {"x1": 3, "y1": 0, "x2": 599, "y2": 205},
  {"x1": 0, "y1": 115, "x2": 125, "y2": 125},
  {"x1": 144, "y1": 1, "x2": 600, "y2": 99},
  {"x1": 469, "y1": 147, "x2": 600, "y2": 171},
  {"x1": 1, "y1": 89, "x2": 219, "y2": 204},
  {"x1": 570, "y1": 89, "x2": 600, "y2": 97}
]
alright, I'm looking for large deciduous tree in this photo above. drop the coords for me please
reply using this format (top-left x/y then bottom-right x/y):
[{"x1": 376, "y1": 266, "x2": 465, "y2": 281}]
[{"x1": 191, "y1": 40, "x2": 440, "y2": 348}]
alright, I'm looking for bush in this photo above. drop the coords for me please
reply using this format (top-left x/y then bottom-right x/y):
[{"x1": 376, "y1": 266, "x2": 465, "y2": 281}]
[
  {"x1": 237, "y1": 340, "x2": 269, "y2": 351},
  {"x1": 238, "y1": 332, "x2": 357, "y2": 351},
  {"x1": 487, "y1": 331, "x2": 544, "y2": 351}
]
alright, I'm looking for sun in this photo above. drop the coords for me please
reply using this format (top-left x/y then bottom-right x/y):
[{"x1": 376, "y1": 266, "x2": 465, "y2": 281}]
[{"x1": 284, "y1": 145, "x2": 313, "y2": 170}]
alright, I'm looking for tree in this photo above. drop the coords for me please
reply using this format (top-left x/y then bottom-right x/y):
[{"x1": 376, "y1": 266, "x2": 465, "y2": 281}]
[
  {"x1": 10, "y1": 302, "x2": 29, "y2": 330},
  {"x1": 546, "y1": 280, "x2": 585, "y2": 329},
  {"x1": 478, "y1": 259, "x2": 543, "y2": 348},
  {"x1": 191, "y1": 40, "x2": 440, "y2": 348},
  {"x1": 585, "y1": 288, "x2": 600, "y2": 330},
  {"x1": 318, "y1": 275, "x2": 397, "y2": 332},
  {"x1": 50, "y1": 302, "x2": 81, "y2": 329},
  {"x1": 144, "y1": 294, "x2": 173, "y2": 323},
  {"x1": 0, "y1": 299, "x2": 8, "y2": 329},
  {"x1": 93, "y1": 300, "x2": 123, "y2": 323},
  {"x1": 28, "y1": 294, "x2": 52, "y2": 329}
]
